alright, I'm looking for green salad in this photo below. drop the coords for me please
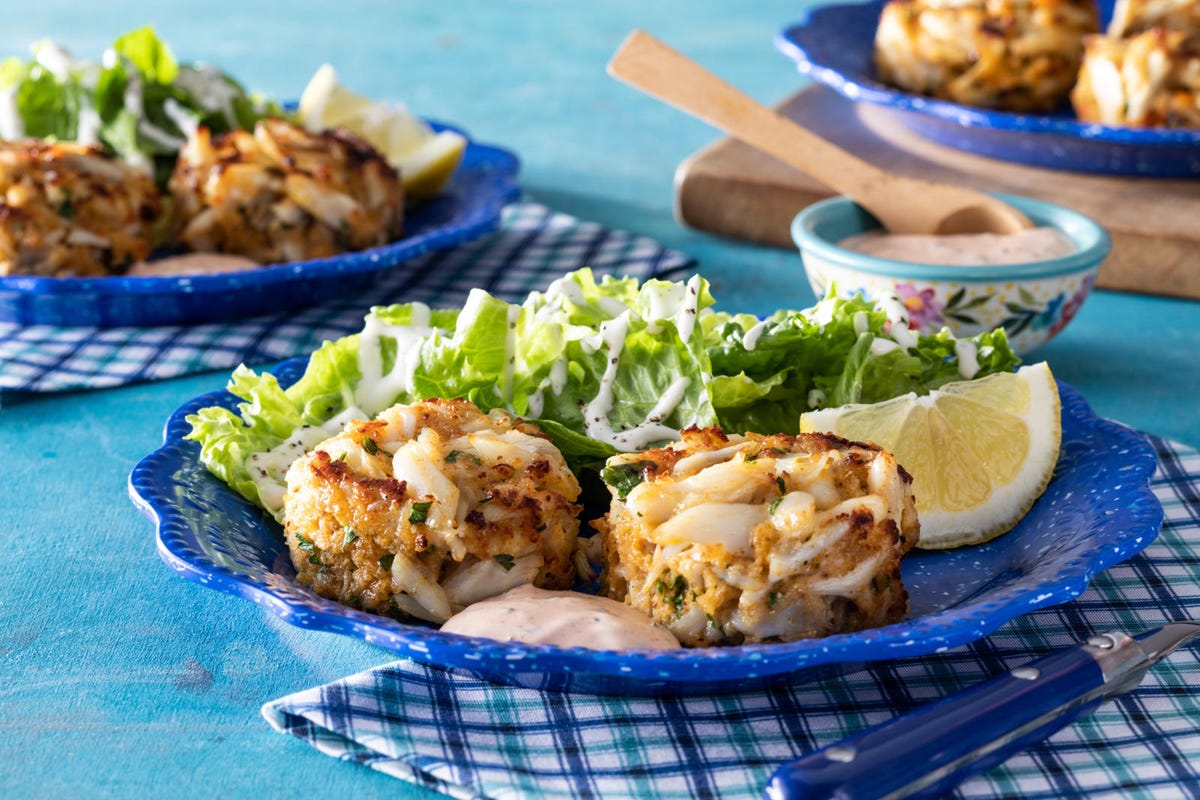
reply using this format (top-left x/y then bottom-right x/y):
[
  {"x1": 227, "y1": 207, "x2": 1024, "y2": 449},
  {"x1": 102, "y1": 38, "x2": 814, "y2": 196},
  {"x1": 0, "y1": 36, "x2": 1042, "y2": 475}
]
[
  {"x1": 187, "y1": 269, "x2": 1019, "y2": 518},
  {"x1": 0, "y1": 27, "x2": 286, "y2": 185}
]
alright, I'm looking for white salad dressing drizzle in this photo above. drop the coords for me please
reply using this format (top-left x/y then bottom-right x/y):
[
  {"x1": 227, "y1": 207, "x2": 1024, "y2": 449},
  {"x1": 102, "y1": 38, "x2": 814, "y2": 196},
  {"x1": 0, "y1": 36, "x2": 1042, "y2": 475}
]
[
  {"x1": 741, "y1": 319, "x2": 770, "y2": 351},
  {"x1": 676, "y1": 275, "x2": 703, "y2": 343},
  {"x1": 955, "y1": 339, "x2": 981, "y2": 379},
  {"x1": 175, "y1": 64, "x2": 241, "y2": 128},
  {"x1": 0, "y1": 88, "x2": 24, "y2": 139},
  {"x1": 246, "y1": 406, "x2": 364, "y2": 515},
  {"x1": 869, "y1": 338, "x2": 901, "y2": 357},
  {"x1": 75, "y1": 104, "x2": 102, "y2": 146},
  {"x1": 526, "y1": 390, "x2": 544, "y2": 418},
  {"x1": 501, "y1": 304, "x2": 519, "y2": 405},
  {"x1": 581, "y1": 313, "x2": 690, "y2": 450},
  {"x1": 874, "y1": 292, "x2": 918, "y2": 350},
  {"x1": 34, "y1": 42, "x2": 76, "y2": 79},
  {"x1": 549, "y1": 357, "x2": 568, "y2": 396},
  {"x1": 355, "y1": 304, "x2": 434, "y2": 416},
  {"x1": 163, "y1": 98, "x2": 200, "y2": 139}
]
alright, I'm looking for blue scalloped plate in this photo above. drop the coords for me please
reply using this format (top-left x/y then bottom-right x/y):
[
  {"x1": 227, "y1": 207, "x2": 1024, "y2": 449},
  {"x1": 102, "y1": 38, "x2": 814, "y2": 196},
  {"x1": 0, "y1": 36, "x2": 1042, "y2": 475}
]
[
  {"x1": 0, "y1": 123, "x2": 520, "y2": 327},
  {"x1": 774, "y1": 0, "x2": 1200, "y2": 177},
  {"x1": 129, "y1": 358, "x2": 1162, "y2": 696}
]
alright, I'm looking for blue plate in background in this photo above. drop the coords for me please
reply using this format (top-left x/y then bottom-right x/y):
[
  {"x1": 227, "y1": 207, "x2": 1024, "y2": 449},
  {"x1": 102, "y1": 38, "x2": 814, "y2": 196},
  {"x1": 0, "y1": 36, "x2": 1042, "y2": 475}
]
[
  {"x1": 0, "y1": 123, "x2": 520, "y2": 327},
  {"x1": 774, "y1": 1, "x2": 1200, "y2": 177},
  {"x1": 128, "y1": 357, "x2": 1162, "y2": 696}
]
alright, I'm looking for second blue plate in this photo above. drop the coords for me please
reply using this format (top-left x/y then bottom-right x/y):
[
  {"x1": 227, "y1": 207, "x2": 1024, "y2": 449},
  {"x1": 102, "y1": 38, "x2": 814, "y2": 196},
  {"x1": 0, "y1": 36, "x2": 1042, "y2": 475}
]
[
  {"x1": 775, "y1": 0, "x2": 1200, "y2": 177},
  {"x1": 0, "y1": 122, "x2": 520, "y2": 327}
]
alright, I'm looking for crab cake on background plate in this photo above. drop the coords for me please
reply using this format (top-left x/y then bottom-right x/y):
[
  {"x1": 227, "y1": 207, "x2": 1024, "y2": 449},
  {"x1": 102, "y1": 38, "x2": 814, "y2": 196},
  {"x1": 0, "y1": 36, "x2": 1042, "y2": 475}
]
[
  {"x1": 593, "y1": 428, "x2": 920, "y2": 648},
  {"x1": 1072, "y1": 0, "x2": 1200, "y2": 127},
  {"x1": 0, "y1": 140, "x2": 161, "y2": 277},
  {"x1": 1107, "y1": 0, "x2": 1200, "y2": 37},
  {"x1": 1072, "y1": 27, "x2": 1200, "y2": 126},
  {"x1": 282, "y1": 398, "x2": 582, "y2": 623},
  {"x1": 874, "y1": 0, "x2": 1100, "y2": 112},
  {"x1": 168, "y1": 117, "x2": 403, "y2": 265}
]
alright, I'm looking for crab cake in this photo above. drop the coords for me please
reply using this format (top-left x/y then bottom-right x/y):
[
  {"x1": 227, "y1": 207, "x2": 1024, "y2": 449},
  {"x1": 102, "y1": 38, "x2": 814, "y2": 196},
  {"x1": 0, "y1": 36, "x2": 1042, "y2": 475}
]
[
  {"x1": 593, "y1": 427, "x2": 919, "y2": 647},
  {"x1": 168, "y1": 118, "x2": 403, "y2": 264},
  {"x1": 0, "y1": 140, "x2": 161, "y2": 277},
  {"x1": 874, "y1": 0, "x2": 1100, "y2": 112},
  {"x1": 1072, "y1": 28, "x2": 1200, "y2": 126},
  {"x1": 1107, "y1": 0, "x2": 1200, "y2": 37},
  {"x1": 282, "y1": 398, "x2": 581, "y2": 623}
]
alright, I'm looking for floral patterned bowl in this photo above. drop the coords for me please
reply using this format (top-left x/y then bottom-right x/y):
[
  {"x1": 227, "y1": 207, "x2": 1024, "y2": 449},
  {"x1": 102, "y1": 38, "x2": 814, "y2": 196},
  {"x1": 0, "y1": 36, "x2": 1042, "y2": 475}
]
[{"x1": 790, "y1": 193, "x2": 1111, "y2": 353}]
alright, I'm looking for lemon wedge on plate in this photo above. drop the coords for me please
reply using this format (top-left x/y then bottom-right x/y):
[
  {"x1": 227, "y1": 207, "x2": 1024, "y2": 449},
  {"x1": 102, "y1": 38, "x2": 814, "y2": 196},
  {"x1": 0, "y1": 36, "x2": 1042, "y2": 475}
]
[
  {"x1": 800, "y1": 362, "x2": 1062, "y2": 549},
  {"x1": 298, "y1": 63, "x2": 466, "y2": 197}
]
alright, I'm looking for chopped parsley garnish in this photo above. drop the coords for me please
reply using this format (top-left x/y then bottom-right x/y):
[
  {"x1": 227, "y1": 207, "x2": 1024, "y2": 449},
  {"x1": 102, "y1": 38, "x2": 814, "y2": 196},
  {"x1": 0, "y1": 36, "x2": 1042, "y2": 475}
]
[
  {"x1": 666, "y1": 575, "x2": 687, "y2": 612},
  {"x1": 343, "y1": 528, "x2": 358, "y2": 546},
  {"x1": 769, "y1": 497, "x2": 783, "y2": 515},
  {"x1": 600, "y1": 460, "x2": 655, "y2": 501},
  {"x1": 768, "y1": 591, "x2": 779, "y2": 608},
  {"x1": 294, "y1": 533, "x2": 315, "y2": 552},
  {"x1": 362, "y1": 436, "x2": 380, "y2": 455},
  {"x1": 409, "y1": 501, "x2": 433, "y2": 524},
  {"x1": 776, "y1": 476, "x2": 787, "y2": 494},
  {"x1": 493, "y1": 553, "x2": 516, "y2": 571},
  {"x1": 378, "y1": 554, "x2": 395, "y2": 571},
  {"x1": 445, "y1": 449, "x2": 481, "y2": 465}
]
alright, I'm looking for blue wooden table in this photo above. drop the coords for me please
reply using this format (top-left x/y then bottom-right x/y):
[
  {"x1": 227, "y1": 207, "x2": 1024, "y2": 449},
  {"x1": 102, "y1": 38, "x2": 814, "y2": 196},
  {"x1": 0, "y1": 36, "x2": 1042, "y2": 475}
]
[{"x1": 2, "y1": 2, "x2": 1197, "y2": 797}]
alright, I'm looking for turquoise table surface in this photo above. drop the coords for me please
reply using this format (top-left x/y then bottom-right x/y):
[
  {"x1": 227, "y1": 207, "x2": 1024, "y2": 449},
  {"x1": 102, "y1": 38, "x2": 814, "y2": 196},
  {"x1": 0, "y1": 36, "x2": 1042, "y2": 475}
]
[{"x1": 2, "y1": 1, "x2": 1199, "y2": 798}]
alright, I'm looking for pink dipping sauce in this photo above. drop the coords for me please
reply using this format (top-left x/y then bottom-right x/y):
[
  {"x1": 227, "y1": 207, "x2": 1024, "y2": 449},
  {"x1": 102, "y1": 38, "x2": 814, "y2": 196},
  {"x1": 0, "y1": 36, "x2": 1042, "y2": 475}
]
[
  {"x1": 440, "y1": 584, "x2": 680, "y2": 650},
  {"x1": 127, "y1": 253, "x2": 260, "y2": 276},
  {"x1": 838, "y1": 227, "x2": 1076, "y2": 266}
]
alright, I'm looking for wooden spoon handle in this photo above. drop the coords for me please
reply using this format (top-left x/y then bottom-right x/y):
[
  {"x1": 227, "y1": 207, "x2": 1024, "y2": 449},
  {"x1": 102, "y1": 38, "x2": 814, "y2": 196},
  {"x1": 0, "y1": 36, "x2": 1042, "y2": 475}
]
[
  {"x1": 608, "y1": 30, "x2": 1032, "y2": 235},
  {"x1": 608, "y1": 30, "x2": 888, "y2": 204}
]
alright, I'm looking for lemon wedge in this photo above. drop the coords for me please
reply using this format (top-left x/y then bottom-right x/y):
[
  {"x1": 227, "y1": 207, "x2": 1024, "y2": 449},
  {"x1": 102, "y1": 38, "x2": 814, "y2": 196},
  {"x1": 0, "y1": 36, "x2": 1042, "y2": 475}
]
[
  {"x1": 298, "y1": 63, "x2": 466, "y2": 197},
  {"x1": 799, "y1": 362, "x2": 1062, "y2": 549}
]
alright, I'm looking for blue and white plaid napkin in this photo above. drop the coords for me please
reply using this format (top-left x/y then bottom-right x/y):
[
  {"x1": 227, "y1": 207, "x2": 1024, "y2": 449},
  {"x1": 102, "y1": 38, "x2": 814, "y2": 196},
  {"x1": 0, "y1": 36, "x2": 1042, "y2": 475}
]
[
  {"x1": 0, "y1": 202, "x2": 693, "y2": 394},
  {"x1": 263, "y1": 436, "x2": 1200, "y2": 800}
]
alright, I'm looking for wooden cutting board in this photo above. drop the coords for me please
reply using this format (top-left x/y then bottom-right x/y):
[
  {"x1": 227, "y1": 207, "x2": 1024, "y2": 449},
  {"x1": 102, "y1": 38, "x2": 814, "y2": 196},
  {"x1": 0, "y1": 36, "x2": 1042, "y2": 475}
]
[{"x1": 675, "y1": 85, "x2": 1200, "y2": 299}]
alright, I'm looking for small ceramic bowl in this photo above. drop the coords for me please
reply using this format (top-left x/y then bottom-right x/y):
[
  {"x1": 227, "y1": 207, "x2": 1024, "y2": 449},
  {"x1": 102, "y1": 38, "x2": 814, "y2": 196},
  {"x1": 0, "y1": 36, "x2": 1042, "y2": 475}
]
[{"x1": 790, "y1": 193, "x2": 1111, "y2": 354}]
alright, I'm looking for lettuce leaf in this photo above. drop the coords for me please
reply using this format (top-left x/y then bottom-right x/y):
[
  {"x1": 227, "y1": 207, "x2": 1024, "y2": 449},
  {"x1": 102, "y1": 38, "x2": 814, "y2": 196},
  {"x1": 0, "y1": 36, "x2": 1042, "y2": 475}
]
[{"x1": 187, "y1": 270, "x2": 1019, "y2": 514}]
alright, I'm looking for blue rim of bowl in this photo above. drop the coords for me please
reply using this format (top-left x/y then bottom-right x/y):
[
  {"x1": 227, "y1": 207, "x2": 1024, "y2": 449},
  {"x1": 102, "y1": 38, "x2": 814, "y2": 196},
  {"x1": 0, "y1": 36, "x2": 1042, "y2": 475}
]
[
  {"x1": 791, "y1": 193, "x2": 1111, "y2": 282},
  {"x1": 773, "y1": 2, "x2": 1200, "y2": 146},
  {"x1": 128, "y1": 355, "x2": 1163, "y2": 693}
]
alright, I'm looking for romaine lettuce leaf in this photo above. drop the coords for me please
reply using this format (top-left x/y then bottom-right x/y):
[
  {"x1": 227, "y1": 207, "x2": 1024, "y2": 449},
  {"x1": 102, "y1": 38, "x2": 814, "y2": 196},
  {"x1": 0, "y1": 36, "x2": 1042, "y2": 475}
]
[{"x1": 187, "y1": 270, "x2": 1020, "y2": 514}]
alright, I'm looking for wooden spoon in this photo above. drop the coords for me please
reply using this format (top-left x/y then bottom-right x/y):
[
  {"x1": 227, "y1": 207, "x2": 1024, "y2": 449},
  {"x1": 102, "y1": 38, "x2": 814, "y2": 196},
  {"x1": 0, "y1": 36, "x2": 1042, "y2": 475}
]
[{"x1": 608, "y1": 30, "x2": 1032, "y2": 236}]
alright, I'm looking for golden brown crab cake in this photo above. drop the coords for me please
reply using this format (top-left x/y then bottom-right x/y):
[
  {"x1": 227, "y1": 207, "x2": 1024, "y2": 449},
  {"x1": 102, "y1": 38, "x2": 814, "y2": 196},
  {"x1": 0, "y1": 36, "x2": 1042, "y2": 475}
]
[
  {"x1": 593, "y1": 427, "x2": 919, "y2": 647},
  {"x1": 282, "y1": 398, "x2": 581, "y2": 623},
  {"x1": 1072, "y1": 27, "x2": 1200, "y2": 126},
  {"x1": 0, "y1": 140, "x2": 161, "y2": 277},
  {"x1": 1107, "y1": 0, "x2": 1200, "y2": 37},
  {"x1": 168, "y1": 118, "x2": 403, "y2": 264},
  {"x1": 873, "y1": 0, "x2": 1100, "y2": 112}
]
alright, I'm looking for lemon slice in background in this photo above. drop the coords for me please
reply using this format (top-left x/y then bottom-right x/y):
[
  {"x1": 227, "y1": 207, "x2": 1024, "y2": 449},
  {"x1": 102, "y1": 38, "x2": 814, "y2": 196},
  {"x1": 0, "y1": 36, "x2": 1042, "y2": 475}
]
[
  {"x1": 298, "y1": 63, "x2": 466, "y2": 197},
  {"x1": 799, "y1": 362, "x2": 1062, "y2": 549}
]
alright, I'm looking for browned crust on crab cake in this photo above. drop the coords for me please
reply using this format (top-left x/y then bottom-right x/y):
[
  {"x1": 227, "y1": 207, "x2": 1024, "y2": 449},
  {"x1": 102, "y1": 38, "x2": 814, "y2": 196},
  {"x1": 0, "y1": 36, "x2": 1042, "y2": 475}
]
[{"x1": 594, "y1": 427, "x2": 919, "y2": 647}]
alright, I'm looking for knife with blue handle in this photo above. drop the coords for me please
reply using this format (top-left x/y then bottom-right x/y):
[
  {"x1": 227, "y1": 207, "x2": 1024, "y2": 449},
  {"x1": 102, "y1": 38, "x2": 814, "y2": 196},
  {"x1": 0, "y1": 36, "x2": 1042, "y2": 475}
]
[{"x1": 765, "y1": 622, "x2": 1200, "y2": 800}]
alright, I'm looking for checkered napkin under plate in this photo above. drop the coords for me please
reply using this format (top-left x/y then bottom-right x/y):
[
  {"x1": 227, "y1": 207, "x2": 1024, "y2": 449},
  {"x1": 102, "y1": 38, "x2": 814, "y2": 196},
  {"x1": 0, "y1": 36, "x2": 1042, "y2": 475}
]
[
  {"x1": 263, "y1": 435, "x2": 1200, "y2": 800},
  {"x1": 0, "y1": 201, "x2": 693, "y2": 394}
]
